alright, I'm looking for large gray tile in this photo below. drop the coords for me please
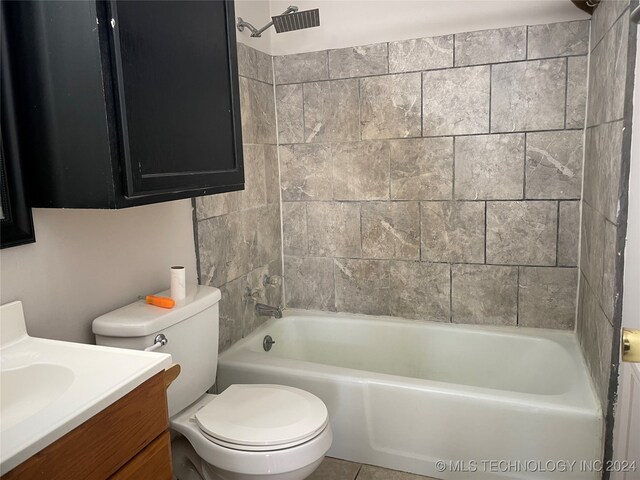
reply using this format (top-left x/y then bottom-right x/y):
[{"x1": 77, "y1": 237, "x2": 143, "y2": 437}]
[
  {"x1": 280, "y1": 144, "x2": 332, "y2": 201},
  {"x1": 360, "y1": 73, "x2": 422, "y2": 140},
  {"x1": 591, "y1": 0, "x2": 629, "y2": 49},
  {"x1": 217, "y1": 275, "x2": 244, "y2": 353},
  {"x1": 455, "y1": 26, "x2": 526, "y2": 66},
  {"x1": 587, "y1": 11, "x2": 629, "y2": 127},
  {"x1": 519, "y1": 267, "x2": 578, "y2": 329},
  {"x1": 282, "y1": 202, "x2": 308, "y2": 256},
  {"x1": 304, "y1": 79, "x2": 360, "y2": 143},
  {"x1": 307, "y1": 202, "x2": 362, "y2": 258},
  {"x1": 566, "y1": 56, "x2": 588, "y2": 129},
  {"x1": 452, "y1": 264, "x2": 518, "y2": 326},
  {"x1": 329, "y1": 43, "x2": 388, "y2": 78},
  {"x1": 308, "y1": 457, "x2": 361, "y2": 480},
  {"x1": 195, "y1": 191, "x2": 241, "y2": 220},
  {"x1": 455, "y1": 134, "x2": 524, "y2": 200},
  {"x1": 239, "y1": 76, "x2": 277, "y2": 144},
  {"x1": 389, "y1": 35, "x2": 453, "y2": 73},
  {"x1": 239, "y1": 144, "x2": 267, "y2": 210},
  {"x1": 264, "y1": 145, "x2": 280, "y2": 205},
  {"x1": 601, "y1": 220, "x2": 618, "y2": 321},
  {"x1": 284, "y1": 256, "x2": 335, "y2": 311},
  {"x1": 580, "y1": 202, "x2": 606, "y2": 296},
  {"x1": 332, "y1": 141, "x2": 390, "y2": 201},
  {"x1": 491, "y1": 58, "x2": 566, "y2": 132},
  {"x1": 423, "y1": 66, "x2": 490, "y2": 136},
  {"x1": 421, "y1": 201, "x2": 485, "y2": 263},
  {"x1": 486, "y1": 201, "x2": 557, "y2": 266},
  {"x1": 527, "y1": 20, "x2": 590, "y2": 59},
  {"x1": 357, "y1": 464, "x2": 434, "y2": 480},
  {"x1": 583, "y1": 121, "x2": 624, "y2": 223},
  {"x1": 237, "y1": 42, "x2": 273, "y2": 84},
  {"x1": 390, "y1": 137, "x2": 453, "y2": 200},
  {"x1": 558, "y1": 201, "x2": 580, "y2": 267},
  {"x1": 274, "y1": 51, "x2": 328, "y2": 84},
  {"x1": 525, "y1": 130, "x2": 583, "y2": 200},
  {"x1": 361, "y1": 202, "x2": 420, "y2": 260},
  {"x1": 334, "y1": 259, "x2": 389, "y2": 315},
  {"x1": 276, "y1": 84, "x2": 304, "y2": 144},
  {"x1": 389, "y1": 262, "x2": 450, "y2": 322}
]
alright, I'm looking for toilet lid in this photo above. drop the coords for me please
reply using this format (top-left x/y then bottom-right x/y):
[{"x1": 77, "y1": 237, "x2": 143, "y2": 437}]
[{"x1": 195, "y1": 384, "x2": 328, "y2": 449}]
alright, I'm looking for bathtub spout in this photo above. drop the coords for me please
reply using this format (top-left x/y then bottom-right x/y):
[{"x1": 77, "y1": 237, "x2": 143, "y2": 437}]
[{"x1": 255, "y1": 303, "x2": 283, "y2": 319}]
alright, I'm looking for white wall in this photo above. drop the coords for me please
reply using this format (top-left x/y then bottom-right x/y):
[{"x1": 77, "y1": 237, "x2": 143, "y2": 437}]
[
  {"x1": 235, "y1": 0, "x2": 589, "y2": 56},
  {"x1": 0, "y1": 201, "x2": 197, "y2": 344}
]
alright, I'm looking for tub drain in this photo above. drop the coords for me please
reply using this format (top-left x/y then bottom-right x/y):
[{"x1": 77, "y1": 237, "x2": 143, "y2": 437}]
[{"x1": 263, "y1": 335, "x2": 276, "y2": 352}]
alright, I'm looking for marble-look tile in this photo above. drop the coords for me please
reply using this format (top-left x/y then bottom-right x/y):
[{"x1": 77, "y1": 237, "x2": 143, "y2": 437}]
[
  {"x1": 276, "y1": 84, "x2": 304, "y2": 144},
  {"x1": 239, "y1": 76, "x2": 277, "y2": 144},
  {"x1": 525, "y1": 130, "x2": 583, "y2": 200},
  {"x1": 421, "y1": 201, "x2": 485, "y2": 263},
  {"x1": 583, "y1": 121, "x2": 624, "y2": 223},
  {"x1": 334, "y1": 259, "x2": 390, "y2": 316},
  {"x1": 304, "y1": 79, "x2": 360, "y2": 143},
  {"x1": 389, "y1": 262, "x2": 450, "y2": 322},
  {"x1": 257, "y1": 203, "x2": 283, "y2": 265},
  {"x1": 580, "y1": 202, "x2": 606, "y2": 296},
  {"x1": 361, "y1": 202, "x2": 420, "y2": 260},
  {"x1": 451, "y1": 264, "x2": 518, "y2": 326},
  {"x1": 357, "y1": 464, "x2": 435, "y2": 480},
  {"x1": 591, "y1": 0, "x2": 630, "y2": 49},
  {"x1": 217, "y1": 275, "x2": 244, "y2": 353},
  {"x1": 587, "y1": 11, "x2": 629, "y2": 127},
  {"x1": 601, "y1": 220, "x2": 618, "y2": 321},
  {"x1": 329, "y1": 43, "x2": 388, "y2": 79},
  {"x1": 577, "y1": 275, "x2": 614, "y2": 412},
  {"x1": 284, "y1": 256, "x2": 335, "y2": 311},
  {"x1": 423, "y1": 66, "x2": 490, "y2": 136},
  {"x1": 360, "y1": 73, "x2": 422, "y2": 140},
  {"x1": 455, "y1": 26, "x2": 526, "y2": 66},
  {"x1": 242, "y1": 264, "x2": 275, "y2": 336},
  {"x1": 308, "y1": 457, "x2": 361, "y2": 480},
  {"x1": 566, "y1": 56, "x2": 588, "y2": 129},
  {"x1": 558, "y1": 201, "x2": 580, "y2": 267},
  {"x1": 519, "y1": 267, "x2": 578, "y2": 329},
  {"x1": 527, "y1": 20, "x2": 590, "y2": 59},
  {"x1": 274, "y1": 51, "x2": 328, "y2": 84},
  {"x1": 264, "y1": 145, "x2": 280, "y2": 205},
  {"x1": 195, "y1": 191, "x2": 241, "y2": 220},
  {"x1": 486, "y1": 201, "x2": 557, "y2": 266},
  {"x1": 280, "y1": 144, "x2": 332, "y2": 201},
  {"x1": 236, "y1": 42, "x2": 273, "y2": 84},
  {"x1": 455, "y1": 134, "x2": 524, "y2": 200},
  {"x1": 307, "y1": 202, "x2": 362, "y2": 258},
  {"x1": 389, "y1": 137, "x2": 453, "y2": 200},
  {"x1": 238, "y1": 144, "x2": 267, "y2": 210},
  {"x1": 491, "y1": 58, "x2": 566, "y2": 132},
  {"x1": 282, "y1": 202, "x2": 308, "y2": 256},
  {"x1": 388, "y1": 35, "x2": 453, "y2": 73},
  {"x1": 265, "y1": 260, "x2": 284, "y2": 309},
  {"x1": 332, "y1": 141, "x2": 390, "y2": 200}
]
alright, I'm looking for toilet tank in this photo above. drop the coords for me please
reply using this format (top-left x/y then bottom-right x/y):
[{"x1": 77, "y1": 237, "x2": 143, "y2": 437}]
[{"x1": 92, "y1": 285, "x2": 220, "y2": 417}]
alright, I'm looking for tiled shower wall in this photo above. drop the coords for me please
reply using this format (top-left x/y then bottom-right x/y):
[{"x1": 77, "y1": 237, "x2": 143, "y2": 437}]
[
  {"x1": 194, "y1": 44, "x2": 283, "y2": 353},
  {"x1": 276, "y1": 21, "x2": 589, "y2": 328},
  {"x1": 577, "y1": 0, "x2": 634, "y2": 411}
]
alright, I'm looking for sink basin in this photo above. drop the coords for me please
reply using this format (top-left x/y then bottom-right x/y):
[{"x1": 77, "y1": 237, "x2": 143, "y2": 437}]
[{"x1": 1, "y1": 364, "x2": 75, "y2": 432}]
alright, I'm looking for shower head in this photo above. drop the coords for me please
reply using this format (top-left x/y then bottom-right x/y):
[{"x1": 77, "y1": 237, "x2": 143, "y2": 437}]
[
  {"x1": 272, "y1": 8, "x2": 320, "y2": 33},
  {"x1": 237, "y1": 5, "x2": 320, "y2": 38}
]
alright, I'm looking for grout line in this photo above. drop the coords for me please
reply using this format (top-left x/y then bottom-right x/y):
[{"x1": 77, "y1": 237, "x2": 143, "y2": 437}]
[
  {"x1": 452, "y1": 33, "x2": 456, "y2": 67},
  {"x1": 452, "y1": 136, "x2": 456, "y2": 199},
  {"x1": 523, "y1": 132, "x2": 528, "y2": 199},
  {"x1": 421, "y1": 72, "x2": 424, "y2": 137},
  {"x1": 564, "y1": 56, "x2": 569, "y2": 129},
  {"x1": 525, "y1": 26, "x2": 529, "y2": 60},
  {"x1": 488, "y1": 64, "x2": 493, "y2": 133},
  {"x1": 449, "y1": 263, "x2": 453, "y2": 323},
  {"x1": 556, "y1": 200, "x2": 561, "y2": 266},
  {"x1": 484, "y1": 201, "x2": 488, "y2": 264},
  {"x1": 516, "y1": 266, "x2": 521, "y2": 326}
]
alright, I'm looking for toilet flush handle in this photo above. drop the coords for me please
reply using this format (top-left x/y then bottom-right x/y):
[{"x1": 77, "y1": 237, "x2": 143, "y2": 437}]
[{"x1": 145, "y1": 333, "x2": 168, "y2": 352}]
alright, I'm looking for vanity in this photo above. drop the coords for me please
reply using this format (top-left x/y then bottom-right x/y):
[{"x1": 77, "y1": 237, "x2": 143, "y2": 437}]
[{"x1": 0, "y1": 301, "x2": 177, "y2": 479}]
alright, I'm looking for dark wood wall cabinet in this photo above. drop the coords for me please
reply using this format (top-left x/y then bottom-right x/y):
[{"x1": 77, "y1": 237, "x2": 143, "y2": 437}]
[{"x1": 3, "y1": 0, "x2": 244, "y2": 209}]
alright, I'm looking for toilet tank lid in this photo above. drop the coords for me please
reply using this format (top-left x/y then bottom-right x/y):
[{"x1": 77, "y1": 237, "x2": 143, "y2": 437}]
[{"x1": 92, "y1": 285, "x2": 221, "y2": 337}]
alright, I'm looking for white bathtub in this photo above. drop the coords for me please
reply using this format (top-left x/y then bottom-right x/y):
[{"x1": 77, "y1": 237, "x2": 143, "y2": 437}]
[{"x1": 217, "y1": 310, "x2": 602, "y2": 479}]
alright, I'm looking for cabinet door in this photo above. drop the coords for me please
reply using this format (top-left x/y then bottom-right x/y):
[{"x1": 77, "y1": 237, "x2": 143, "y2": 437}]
[{"x1": 107, "y1": 0, "x2": 244, "y2": 199}]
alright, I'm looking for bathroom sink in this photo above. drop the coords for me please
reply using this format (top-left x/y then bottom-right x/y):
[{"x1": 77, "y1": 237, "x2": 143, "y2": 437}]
[
  {"x1": 0, "y1": 364, "x2": 75, "y2": 432},
  {"x1": 0, "y1": 301, "x2": 172, "y2": 475}
]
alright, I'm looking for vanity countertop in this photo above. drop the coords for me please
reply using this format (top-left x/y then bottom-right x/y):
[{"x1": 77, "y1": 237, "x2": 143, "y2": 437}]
[{"x1": 0, "y1": 301, "x2": 172, "y2": 475}]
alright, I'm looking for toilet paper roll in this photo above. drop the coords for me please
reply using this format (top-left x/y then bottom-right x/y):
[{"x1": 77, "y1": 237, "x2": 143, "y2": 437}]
[{"x1": 171, "y1": 266, "x2": 186, "y2": 300}]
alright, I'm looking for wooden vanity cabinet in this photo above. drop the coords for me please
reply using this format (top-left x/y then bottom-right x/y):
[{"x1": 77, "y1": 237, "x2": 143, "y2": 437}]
[{"x1": 1, "y1": 370, "x2": 174, "y2": 480}]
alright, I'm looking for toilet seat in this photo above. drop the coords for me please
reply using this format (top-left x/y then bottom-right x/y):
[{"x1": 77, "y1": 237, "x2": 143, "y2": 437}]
[{"x1": 195, "y1": 384, "x2": 328, "y2": 451}]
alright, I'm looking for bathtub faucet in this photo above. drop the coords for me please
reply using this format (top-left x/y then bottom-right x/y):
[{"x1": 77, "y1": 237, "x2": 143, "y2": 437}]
[{"x1": 255, "y1": 303, "x2": 283, "y2": 319}]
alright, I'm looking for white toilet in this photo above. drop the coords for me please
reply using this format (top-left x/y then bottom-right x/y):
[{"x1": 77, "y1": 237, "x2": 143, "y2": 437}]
[{"x1": 92, "y1": 285, "x2": 332, "y2": 480}]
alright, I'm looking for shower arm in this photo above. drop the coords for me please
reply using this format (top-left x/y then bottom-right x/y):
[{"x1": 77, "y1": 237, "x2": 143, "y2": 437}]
[{"x1": 237, "y1": 6, "x2": 298, "y2": 38}]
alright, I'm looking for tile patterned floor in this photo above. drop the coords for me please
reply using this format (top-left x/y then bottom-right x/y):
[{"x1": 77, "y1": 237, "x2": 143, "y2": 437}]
[{"x1": 308, "y1": 457, "x2": 437, "y2": 480}]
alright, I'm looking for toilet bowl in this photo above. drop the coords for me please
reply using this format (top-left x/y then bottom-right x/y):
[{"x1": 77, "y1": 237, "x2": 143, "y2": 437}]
[{"x1": 92, "y1": 286, "x2": 331, "y2": 480}]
